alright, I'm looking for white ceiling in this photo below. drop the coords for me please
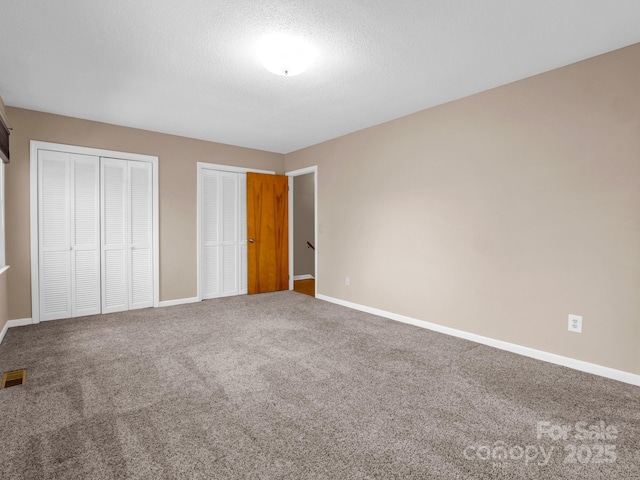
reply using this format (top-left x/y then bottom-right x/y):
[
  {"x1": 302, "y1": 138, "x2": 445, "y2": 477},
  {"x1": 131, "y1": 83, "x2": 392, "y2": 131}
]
[{"x1": 1, "y1": 1, "x2": 639, "y2": 154}]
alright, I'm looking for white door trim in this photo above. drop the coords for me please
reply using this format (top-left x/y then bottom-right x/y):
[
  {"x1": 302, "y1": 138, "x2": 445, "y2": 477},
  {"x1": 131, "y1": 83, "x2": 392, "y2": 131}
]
[
  {"x1": 285, "y1": 166, "x2": 318, "y2": 297},
  {"x1": 197, "y1": 162, "x2": 275, "y2": 175},
  {"x1": 196, "y1": 162, "x2": 275, "y2": 301},
  {"x1": 30, "y1": 140, "x2": 159, "y2": 323}
]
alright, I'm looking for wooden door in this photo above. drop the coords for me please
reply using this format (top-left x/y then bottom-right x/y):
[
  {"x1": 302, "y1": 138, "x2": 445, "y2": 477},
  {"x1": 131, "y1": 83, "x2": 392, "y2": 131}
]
[{"x1": 247, "y1": 173, "x2": 288, "y2": 294}]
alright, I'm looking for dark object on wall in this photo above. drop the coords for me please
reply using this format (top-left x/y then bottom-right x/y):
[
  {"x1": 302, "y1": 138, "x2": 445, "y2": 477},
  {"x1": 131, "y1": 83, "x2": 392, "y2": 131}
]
[{"x1": 0, "y1": 110, "x2": 9, "y2": 164}]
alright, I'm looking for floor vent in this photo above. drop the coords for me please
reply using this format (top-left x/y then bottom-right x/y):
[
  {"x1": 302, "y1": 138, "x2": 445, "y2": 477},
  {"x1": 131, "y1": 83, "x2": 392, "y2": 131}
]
[{"x1": 1, "y1": 369, "x2": 27, "y2": 388}]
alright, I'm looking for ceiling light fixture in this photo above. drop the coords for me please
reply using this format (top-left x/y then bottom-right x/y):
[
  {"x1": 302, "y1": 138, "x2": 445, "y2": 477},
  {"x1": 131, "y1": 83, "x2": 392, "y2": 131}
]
[{"x1": 258, "y1": 34, "x2": 314, "y2": 77}]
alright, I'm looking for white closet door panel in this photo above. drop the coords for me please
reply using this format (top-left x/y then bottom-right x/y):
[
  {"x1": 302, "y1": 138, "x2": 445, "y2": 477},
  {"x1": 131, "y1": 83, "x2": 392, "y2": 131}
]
[
  {"x1": 221, "y1": 173, "x2": 238, "y2": 296},
  {"x1": 240, "y1": 243, "x2": 248, "y2": 294},
  {"x1": 101, "y1": 158, "x2": 128, "y2": 313},
  {"x1": 221, "y1": 245, "x2": 237, "y2": 296},
  {"x1": 104, "y1": 249, "x2": 127, "y2": 311},
  {"x1": 41, "y1": 251, "x2": 71, "y2": 320},
  {"x1": 128, "y1": 161, "x2": 153, "y2": 309},
  {"x1": 71, "y1": 155, "x2": 101, "y2": 317},
  {"x1": 130, "y1": 162, "x2": 152, "y2": 246},
  {"x1": 131, "y1": 248, "x2": 152, "y2": 306},
  {"x1": 72, "y1": 156, "x2": 100, "y2": 246},
  {"x1": 239, "y1": 173, "x2": 248, "y2": 294},
  {"x1": 222, "y1": 173, "x2": 237, "y2": 243},
  {"x1": 202, "y1": 170, "x2": 220, "y2": 244},
  {"x1": 38, "y1": 150, "x2": 72, "y2": 320},
  {"x1": 40, "y1": 152, "x2": 70, "y2": 249},
  {"x1": 102, "y1": 160, "x2": 127, "y2": 247},
  {"x1": 239, "y1": 173, "x2": 247, "y2": 238},
  {"x1": 73, "y1": 250, "x2": 100, "y2": 314},
  {"x1": 201, "y1": 245, "x2": 220, "y2": 298},
  {"x1": 200, "y1": 170, "x2": 221, "y2": 299}
]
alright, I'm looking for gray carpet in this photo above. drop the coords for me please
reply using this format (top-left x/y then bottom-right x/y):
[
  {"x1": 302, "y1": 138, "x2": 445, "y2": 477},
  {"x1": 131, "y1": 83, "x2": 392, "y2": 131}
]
[{"x1": 0, "y1": 291, "x2": 638, "y2": 479}]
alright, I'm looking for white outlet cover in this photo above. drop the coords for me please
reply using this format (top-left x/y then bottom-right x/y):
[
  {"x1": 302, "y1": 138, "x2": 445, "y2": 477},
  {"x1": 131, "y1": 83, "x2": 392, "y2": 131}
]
[{"x1": 568, "y1": 314, "x2": 583, "y2": 333}]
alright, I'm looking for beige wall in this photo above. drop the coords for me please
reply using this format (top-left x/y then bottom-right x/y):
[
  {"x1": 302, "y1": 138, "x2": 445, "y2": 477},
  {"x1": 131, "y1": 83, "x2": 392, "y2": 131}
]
[
  {"x1": 285, "y1": 43, "x2": 640, "y2": 375},
  {"x1": 5, "y1": 108, "x2": 284, "y2": 320},
  {"x1": 293, "y1": 173, "x2": 315, "y2": 277},
  {"x1": 3, "y1": 44, "x2": 639, "y2": 376}
]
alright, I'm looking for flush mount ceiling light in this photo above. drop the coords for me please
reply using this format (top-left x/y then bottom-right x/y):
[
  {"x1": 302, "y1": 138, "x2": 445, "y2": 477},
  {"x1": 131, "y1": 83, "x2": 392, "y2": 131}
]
[{"x1": 258, "y1": 34, "x2": 314, "y2": 77}]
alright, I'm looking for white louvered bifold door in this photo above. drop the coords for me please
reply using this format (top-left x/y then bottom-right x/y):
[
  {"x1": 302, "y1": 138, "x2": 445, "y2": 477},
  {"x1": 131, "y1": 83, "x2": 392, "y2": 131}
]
[
  {"x1": 101, "y1": 158, "x2": 154, "y2": 312},
  {"x1": 38, "y1": 151, "x2": 100, "y2": 320},
  {"x1": 70, "y1": 155, "x2": 101, "y2": 317},
  {"x1": 101, "y1": 158, "x2": 129, "y2": 313},
  {"x1": 36, "y1": 147, "x2": 155, "y2": 322},
  {"x1": 38, "y1": 150, "x2": 72, "y2": 321},
  {"x1": 199, "y1": 168, "x2": 247, "y2": 299},
  {"x1": 200, "y1": 169, "x2": 221, "y2": 299},
  {"x1": 128, "y1": 161, "x2": 153, "y2": 309}
]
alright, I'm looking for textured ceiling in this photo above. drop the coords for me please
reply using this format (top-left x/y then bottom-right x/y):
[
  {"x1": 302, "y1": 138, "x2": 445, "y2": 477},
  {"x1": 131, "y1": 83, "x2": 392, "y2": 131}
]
[{"x1": 1, "y1": 1, "x2": 639, "y2": 154}]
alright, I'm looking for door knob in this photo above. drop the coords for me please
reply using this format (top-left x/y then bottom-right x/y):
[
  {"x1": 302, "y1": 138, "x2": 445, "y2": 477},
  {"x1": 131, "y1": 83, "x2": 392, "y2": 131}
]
[{"x1": 248, "y1": 238, "x2": 255, "y2": 243}]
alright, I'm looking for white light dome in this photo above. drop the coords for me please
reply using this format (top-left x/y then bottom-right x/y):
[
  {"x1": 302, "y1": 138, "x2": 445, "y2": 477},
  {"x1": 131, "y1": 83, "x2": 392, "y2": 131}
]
[{"x1": 258, "y1": 34, "x2": 314, "y2": 77}]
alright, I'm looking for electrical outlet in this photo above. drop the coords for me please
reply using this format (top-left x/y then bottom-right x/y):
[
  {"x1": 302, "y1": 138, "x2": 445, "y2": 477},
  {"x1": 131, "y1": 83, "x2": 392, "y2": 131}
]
[
  {"x1": 345, "y1": 277, "x2": 350, "y2": 286},
  {"x1": 568, "y1": 314, "x2": 582, "y2": 334}
]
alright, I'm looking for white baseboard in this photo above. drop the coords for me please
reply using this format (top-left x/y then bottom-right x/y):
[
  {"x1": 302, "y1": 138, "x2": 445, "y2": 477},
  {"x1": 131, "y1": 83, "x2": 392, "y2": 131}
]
[
  {"x1": 293, "y1": 274, "x2": 315, "y2": 281},
  {"x1": 0, "y1": 318, "x2": 34, "y2": 345},
  {"x1": 158, "y1": 296, "x2": 200, "y2": 308},
  {"x1": 1, "y1": 296, "x2": 204, "y2": 346},
  {"x1": 316, "y1": 294, "x2": 640, "y2": 387}
]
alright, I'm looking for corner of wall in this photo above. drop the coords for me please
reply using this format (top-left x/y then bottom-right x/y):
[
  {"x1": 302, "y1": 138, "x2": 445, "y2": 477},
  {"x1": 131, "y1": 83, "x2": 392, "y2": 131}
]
[
  {"x1": 0, "y1": 96, "x2": 8, "y2": 336},
  {"x1": 0, "y1": 270, "x2": 9, "y2": 341}
]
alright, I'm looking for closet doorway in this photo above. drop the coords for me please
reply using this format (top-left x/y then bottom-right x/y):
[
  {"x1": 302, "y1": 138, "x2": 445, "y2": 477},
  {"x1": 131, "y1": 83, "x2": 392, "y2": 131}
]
[
  {"x1": 29, "y1": 141, "x2": 159, "y2": 323},
  {"x1": 196, "y1": 163, "x2": 276, "y2": 300}
]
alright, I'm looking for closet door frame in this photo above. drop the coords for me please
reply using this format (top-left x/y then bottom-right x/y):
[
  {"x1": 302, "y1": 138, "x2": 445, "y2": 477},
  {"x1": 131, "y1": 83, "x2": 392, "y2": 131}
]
[
  {"x1": 196, "y1": 162, "x2": 274, "y2": 301},
  {"x1": 30, "y1": 141, "x2": 159, "y2": 324}
]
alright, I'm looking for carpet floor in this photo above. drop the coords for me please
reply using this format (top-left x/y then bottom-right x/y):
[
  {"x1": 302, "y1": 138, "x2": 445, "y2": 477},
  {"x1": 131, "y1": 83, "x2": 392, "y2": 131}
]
[{"x1": 0, "y1": 291, "x2": 638, "y2": 479}]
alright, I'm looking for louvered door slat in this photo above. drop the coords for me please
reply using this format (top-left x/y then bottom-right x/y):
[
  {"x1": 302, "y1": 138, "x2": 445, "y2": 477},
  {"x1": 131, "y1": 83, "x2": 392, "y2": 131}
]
[
  {"x1": 41, "y1": 251, "x2": 71, "y2": 318},
  {"x1": 201, "y1": 245, "x2": 219, "y2": 297}
]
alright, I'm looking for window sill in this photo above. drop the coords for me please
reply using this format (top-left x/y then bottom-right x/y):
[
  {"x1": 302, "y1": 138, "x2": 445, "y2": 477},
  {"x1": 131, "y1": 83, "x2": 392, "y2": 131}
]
[{"x1": 0, "y1": 265, "x2": 9, "y2": 276}]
